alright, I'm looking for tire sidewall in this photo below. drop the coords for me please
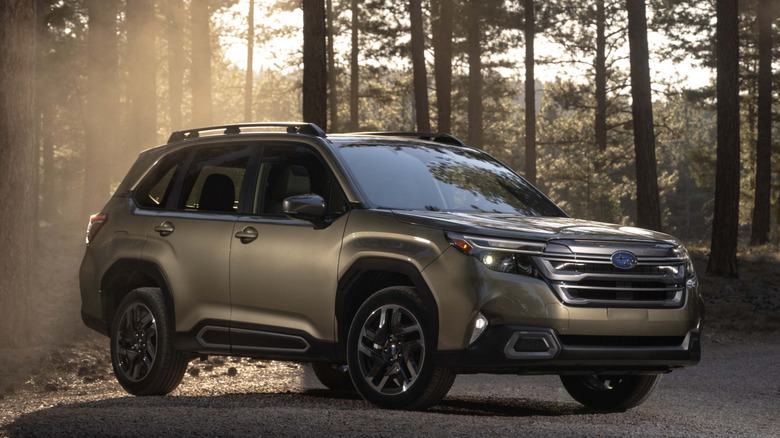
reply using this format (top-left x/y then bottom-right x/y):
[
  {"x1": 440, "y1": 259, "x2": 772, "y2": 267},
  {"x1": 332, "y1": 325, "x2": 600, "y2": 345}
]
[
  {"x1": 109, "y1": 288, "x2": 176, "y2": 395},
  {"x1": 346, "y1": 287, "x2": 437, "y2": 409}
]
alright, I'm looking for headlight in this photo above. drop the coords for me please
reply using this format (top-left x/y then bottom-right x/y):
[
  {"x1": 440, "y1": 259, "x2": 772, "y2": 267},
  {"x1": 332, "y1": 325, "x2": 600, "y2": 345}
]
[
  {"x1": 675, "y1": 245, "x2": 696, "y2": 278},
  {"x1": 445, "y1": 232, "x2": 544, "y2": 277}
]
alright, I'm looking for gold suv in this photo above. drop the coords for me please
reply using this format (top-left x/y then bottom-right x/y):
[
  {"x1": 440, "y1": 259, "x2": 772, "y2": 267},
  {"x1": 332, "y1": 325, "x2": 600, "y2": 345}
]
[{"x1": 80, "y1": 123, "x2": 703, "y2": 411}]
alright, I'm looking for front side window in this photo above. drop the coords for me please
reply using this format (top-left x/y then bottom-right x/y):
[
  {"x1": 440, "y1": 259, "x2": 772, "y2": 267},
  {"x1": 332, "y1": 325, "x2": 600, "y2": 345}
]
[
  {"x1": 253, "y1": 145, "x2": 346, "y2": 217},
  {"x1": 178, "y1": 145, "x2": 254, "y2": 213},
  {"x1": 334, "y1": 141, "x2": 566, "y2": 217}
]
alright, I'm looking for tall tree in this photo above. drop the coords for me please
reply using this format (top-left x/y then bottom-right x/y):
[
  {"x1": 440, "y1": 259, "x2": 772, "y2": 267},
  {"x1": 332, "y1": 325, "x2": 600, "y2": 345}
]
[
  {"x1": 0, "y1": 0, "x2": 37, "y2": 347},
  {"x1": 524, "y1": 0, "x2": 536, "y2": 185},
  {"x1": 191, "y1": 0, "x2": 213, "y2": 126},
  {"x1": 126, "y1": 0, "x2": 157, "y2": 149},
  {"x1": 167, "y1": 0, "x2": 185, "y2": 131},
  {"x1": 595, "y1": 0, "x2": 607, "y2": 152},
  {"x1": 84, "y1": 0, "x2": 119, "y2": 215},
  {"x1": 349, "y1": 0, "x2": 359, "y2": 130},
  {"x1": 245, "y1": 0, "x2": 255, "y2": 122},
  {"x1": 467, "y1": 0, "x2": 483, "y2": 149},
  {"x1": 433, "y1": 0, "x2": 453, "y2": 133},
  {"x1": 709, "y1": 0, "x2": 740, "y2": 276},
  {"x1": 302, "y1": 0, "x2": 327, "y2": 129},
  {"x1": 627, "y1": 0, "x2": 661, "y2": 231},
  {"x1": 749, "y1": 0, "x2": 772, "y2": 245},
  {"x1": 410, "y1": 0, "x2": 430, "y2": 132},
  {"x1": 326, "y1": 0, "x2": 338, "y2": 130}
]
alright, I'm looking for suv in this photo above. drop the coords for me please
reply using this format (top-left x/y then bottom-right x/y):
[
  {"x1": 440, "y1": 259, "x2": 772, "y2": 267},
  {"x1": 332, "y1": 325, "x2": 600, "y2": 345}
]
[{"x1": 80, "y1": 123, "x2": 702, "y2": 411}]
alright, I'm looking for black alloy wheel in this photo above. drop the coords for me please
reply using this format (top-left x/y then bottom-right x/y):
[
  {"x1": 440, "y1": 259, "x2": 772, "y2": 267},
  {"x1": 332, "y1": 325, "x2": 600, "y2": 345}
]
[
  {"x1": 347, "y1": 286, "x2": 455, "y2": 410},
  {"x1": 110, "y1": 288, "x2": 189, "y2": 396}
]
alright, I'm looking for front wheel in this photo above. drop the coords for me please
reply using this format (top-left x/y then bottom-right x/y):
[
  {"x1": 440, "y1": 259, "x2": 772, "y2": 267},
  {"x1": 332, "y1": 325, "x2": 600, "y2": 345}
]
[
  {"x1": 110, "y1": 287, "x2": 189, "y2": 396},
  {"x1": 560, "y1": 374, "x2": 661, "y2": 411},
  {"x1": 347, "y1": 286, "x2": 455, "y2": 410}
]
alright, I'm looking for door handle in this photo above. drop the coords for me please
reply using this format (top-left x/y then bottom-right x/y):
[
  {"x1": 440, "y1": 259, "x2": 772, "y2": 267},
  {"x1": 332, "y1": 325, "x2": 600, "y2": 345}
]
[
  {"x1": 154, "y1": 221, "x2": 175, "y2": 236},
  {"x1": 234, "y1": 226, "x2": 258, "y2": 244}
]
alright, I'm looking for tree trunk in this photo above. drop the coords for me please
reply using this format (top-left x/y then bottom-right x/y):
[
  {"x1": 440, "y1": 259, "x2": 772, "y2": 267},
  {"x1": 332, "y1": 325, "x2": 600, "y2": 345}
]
[
  {"x1": 126, "y1": 0, "x2": 157, "y2": 151},
  {"x1": 595, "y1": 0, "x2": 607, "y2": 153},
  {"x1": 627, "y1": 0, "x2": 661, "y2": 231},
  {"x1": 41, "y1": 101, "x2": 55, "y2": 220},
  {"x1": 410, "y1": 0, "x2": 430, "y2": 132},
  {"x1": 0, "y1": 0, "x2": 36, "y2": 347},
  {"x1": 326, "y1": 0, "x2": 338, "y2": 130},
  {"x1": 303, "y1": 0, "x2": 327, "y2": 130},
  {"x1": 750, "y1": 0, "x2": 772, "y2": 245},
  {"x1": 467, "y1": 0, "x2": 482, "y2": 149},
  {"x1": 524, "y1": 0, "x2": 536, "y2": 185},
  {"x1": 33, "y1": 0, "x2": 45, "y2": 228},
  {"x1": 191, "y1": 0, "x2": 212, "y2": 127},
  {"x1": 709, "y1": 0, "x2": 740, "y2": 277},
  {"x1": 434, "y1": 0, "x2": 453, "y2": 133},
  {"x1": 245, "y1": 0, "x2": 255, "y2": 122},
  {"x1": 349, "y1": 0, "x2": 359, "y2": 131},
  {"x1": 167, "y1": 0, "x2": 184, "y2": 131},
  {"x1": 84, "y1": 0, "x2": 119, "y2": 215}
]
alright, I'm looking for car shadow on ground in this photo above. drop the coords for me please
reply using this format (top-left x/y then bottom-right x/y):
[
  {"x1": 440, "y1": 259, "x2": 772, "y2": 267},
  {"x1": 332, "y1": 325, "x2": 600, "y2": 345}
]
[
  {"x1": 299, "y1": 388, "x2": 589, "y2": 417},
  {"x1": 3, "y1": 389, "x2": 593, "y2": 437}
]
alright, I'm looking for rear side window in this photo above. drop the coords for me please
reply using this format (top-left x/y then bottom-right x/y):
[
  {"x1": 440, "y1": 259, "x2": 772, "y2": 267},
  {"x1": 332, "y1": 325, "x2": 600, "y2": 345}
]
[
  {"x1": 177, "y1": 145, "x2": 254, "y2": 213},
  {"x1": 134, "y1": 151, "x2": 185, "y2": 209}
]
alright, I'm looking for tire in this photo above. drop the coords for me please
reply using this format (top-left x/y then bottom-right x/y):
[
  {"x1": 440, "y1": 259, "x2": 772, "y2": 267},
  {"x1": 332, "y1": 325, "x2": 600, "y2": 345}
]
[
  {"x1": 311, "y1": 362, "x2": 354, "y2": 391},
  {"x1": 560, "y1": 374, "x2": 661, "y2": 411},
  {"x1": 347, "y1": 286, "x2": 455, "y2": 410},
  {"x1": 110, "y1": 287, "x2": 189, "y2": 396}
]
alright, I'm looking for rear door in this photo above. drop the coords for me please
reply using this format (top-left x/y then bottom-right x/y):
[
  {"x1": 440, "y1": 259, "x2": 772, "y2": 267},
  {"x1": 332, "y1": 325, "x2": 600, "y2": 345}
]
[
  {"x1": 229, "y1": 143, "x2": 349, "y2": 356},
  {"x1": 141, "y1": 143, "x2": 257, "y2": 343}
]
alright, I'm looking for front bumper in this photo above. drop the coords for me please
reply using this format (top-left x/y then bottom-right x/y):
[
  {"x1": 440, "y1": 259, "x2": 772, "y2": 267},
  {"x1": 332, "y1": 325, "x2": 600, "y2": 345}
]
[{"x1": 435, "y1": 325, "x2": 701, "y2": 375}]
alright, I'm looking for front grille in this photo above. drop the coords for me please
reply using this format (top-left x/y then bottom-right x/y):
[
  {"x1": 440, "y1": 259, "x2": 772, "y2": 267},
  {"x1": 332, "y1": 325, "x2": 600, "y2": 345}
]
[{"x1": 536, "y1": 240, "x2": 687, "y2": 308}]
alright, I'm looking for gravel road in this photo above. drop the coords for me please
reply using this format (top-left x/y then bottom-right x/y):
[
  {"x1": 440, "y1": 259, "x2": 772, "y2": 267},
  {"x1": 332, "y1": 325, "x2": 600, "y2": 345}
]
[{"x1": 1, "y1": 332, "x2": 778, "y2": 437}]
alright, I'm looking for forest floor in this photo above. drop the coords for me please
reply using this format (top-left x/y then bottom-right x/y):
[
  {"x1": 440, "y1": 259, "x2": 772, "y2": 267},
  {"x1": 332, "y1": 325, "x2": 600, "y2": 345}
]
[{"x1": 0, "y1": 227, "x2": 778, "y2": 426}]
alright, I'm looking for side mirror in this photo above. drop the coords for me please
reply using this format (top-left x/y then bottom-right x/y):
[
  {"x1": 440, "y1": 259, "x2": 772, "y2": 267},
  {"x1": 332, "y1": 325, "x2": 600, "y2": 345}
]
[{"x1": 283, "y1": 194, "x2": 330, "y2": 229}]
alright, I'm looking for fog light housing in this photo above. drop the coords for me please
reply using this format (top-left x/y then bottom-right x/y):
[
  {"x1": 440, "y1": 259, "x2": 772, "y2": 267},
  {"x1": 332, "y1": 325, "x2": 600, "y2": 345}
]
[{"x1": 468, "y1": 313, "x2": 489, "y2": 346}]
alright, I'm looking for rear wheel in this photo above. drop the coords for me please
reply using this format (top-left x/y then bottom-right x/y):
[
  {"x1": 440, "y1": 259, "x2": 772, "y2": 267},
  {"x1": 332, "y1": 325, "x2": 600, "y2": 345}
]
[
  {"x1": 560, "y1": 374, "x2": 661, "y2": 411},
  {"x1": 110, "y1": 287, "x2": 189, "y2": 396},
  {"x1": 311, "y1": 362, "x2": 354, "y2": 391},
  {"x1": 347, "y1": 286, "x2": 455, "y2": 410}
]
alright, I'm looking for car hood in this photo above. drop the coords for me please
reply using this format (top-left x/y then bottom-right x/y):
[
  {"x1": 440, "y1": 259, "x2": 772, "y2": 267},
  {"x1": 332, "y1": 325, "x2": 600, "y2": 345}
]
[{"x1": 392, "y1": 210, "x2": 679, "y2": 245}]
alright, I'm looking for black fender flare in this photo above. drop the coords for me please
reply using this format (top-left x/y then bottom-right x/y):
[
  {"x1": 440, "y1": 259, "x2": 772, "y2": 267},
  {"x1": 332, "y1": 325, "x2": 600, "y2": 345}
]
[
  {"x1": 100, "y1": 258, "x2": 176, "y2": 328},
  {"x1": 335, "y1": 257, "x2": 439, "y2": 355}
]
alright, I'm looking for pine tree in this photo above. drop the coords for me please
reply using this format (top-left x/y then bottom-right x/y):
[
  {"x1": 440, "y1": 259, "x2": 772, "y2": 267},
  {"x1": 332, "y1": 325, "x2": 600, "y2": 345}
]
[
  {"x1": 627, "y1": 0, "x2": 661, "y2": 231},
  {"x1": 709, "y1": 0, "x2": 740, "y2": 276},
  {"x1": 749, "y1": 0, "x2": 773, "y2": 245},
  {"x1": 0, "y1": 0, "x2": 37, "y2": 347},
  {"x1": 410, "y1": 0, "x2": 430, "y2": 132},
  {"x1": 191, "y1": 0, "x2": 213, "y2": 126},
  {"x1": 302, "y1": 0, "x2": 327, "y2": 129}
]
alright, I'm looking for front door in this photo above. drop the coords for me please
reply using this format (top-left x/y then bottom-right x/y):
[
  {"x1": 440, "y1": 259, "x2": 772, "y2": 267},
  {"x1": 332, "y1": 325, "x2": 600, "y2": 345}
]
[{"x1": 229, "y1": 143, "x2": 349, "y2": 356}]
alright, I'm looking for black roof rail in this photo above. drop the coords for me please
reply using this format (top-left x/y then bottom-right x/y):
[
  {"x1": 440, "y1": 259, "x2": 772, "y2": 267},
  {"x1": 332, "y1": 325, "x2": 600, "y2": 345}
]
[
  {"x1": 348, "y1": 131, "x2": 467, "y2": 147},
  {"x1": 167, "y1": 122, "x2": 326, "y2": 143}
]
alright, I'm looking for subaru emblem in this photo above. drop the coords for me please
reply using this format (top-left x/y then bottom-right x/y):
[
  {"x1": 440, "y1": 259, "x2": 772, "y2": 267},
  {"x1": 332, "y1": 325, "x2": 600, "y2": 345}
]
[{"x1": 611, "y1": 251, "x2": 637, "y2": 269}]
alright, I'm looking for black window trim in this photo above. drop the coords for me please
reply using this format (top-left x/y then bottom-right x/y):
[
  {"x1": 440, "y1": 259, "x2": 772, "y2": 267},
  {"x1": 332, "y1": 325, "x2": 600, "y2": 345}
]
[{"x1": 244, "y1": 140, "x2": 350, "y2": 220}]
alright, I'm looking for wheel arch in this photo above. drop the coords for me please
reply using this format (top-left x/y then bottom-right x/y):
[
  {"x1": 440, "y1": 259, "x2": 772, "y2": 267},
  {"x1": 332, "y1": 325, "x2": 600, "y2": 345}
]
[
  {"x1": 100, "y1": 258, "x2": 176, "y2": 330},
  {"x1": 335, "y1": 257, "x2": 439, "y2": 358}
]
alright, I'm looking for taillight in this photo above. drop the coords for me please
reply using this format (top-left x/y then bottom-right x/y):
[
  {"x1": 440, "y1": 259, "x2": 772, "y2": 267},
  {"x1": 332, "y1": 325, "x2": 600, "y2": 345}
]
[{"x1": 86, "y1": 213, "x2": 108, "y2": 244}]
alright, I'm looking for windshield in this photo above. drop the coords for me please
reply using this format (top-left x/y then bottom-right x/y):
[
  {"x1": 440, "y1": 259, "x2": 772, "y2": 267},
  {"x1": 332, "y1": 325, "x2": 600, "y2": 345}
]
[{"x1": 335, "y1": 140, "x2": 566, "y2": 217}]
